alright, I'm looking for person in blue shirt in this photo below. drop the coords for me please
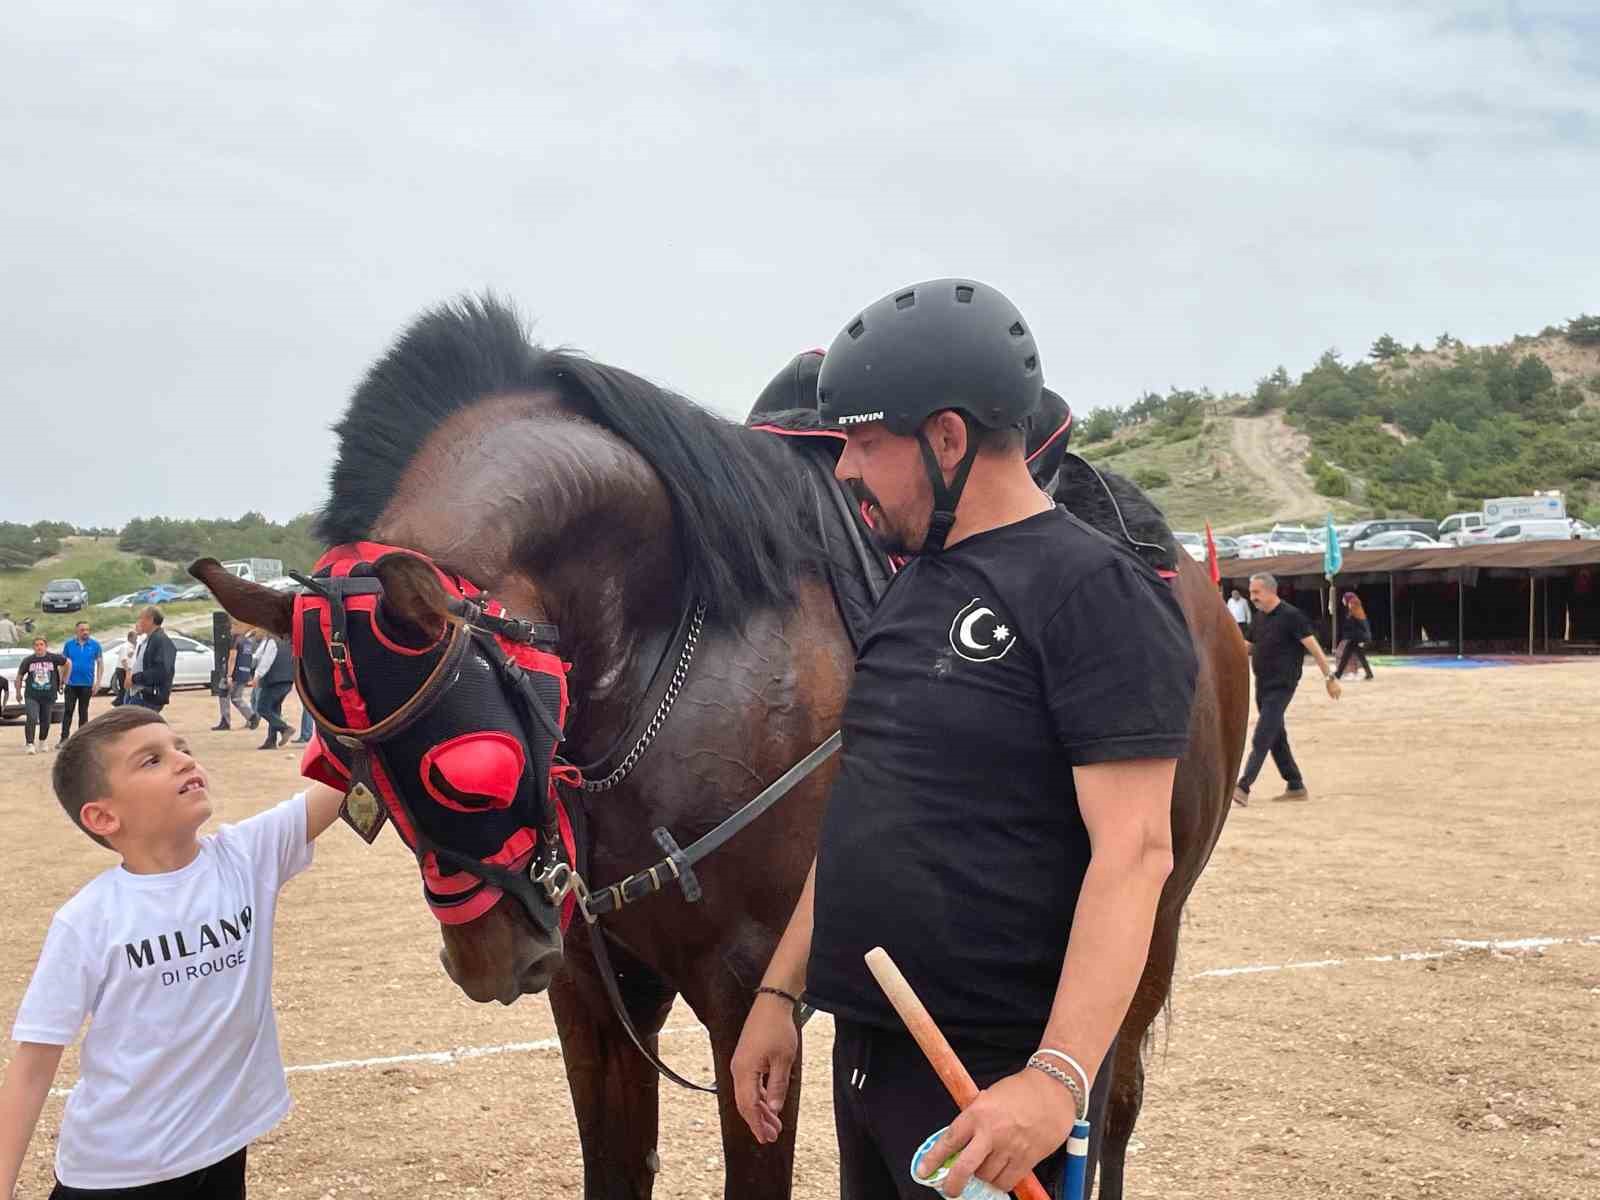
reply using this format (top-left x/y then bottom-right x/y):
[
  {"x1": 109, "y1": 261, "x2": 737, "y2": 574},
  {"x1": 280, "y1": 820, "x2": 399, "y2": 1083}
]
[{"x1": 58, "y1": 622, "x2": 103, "y2": 746}]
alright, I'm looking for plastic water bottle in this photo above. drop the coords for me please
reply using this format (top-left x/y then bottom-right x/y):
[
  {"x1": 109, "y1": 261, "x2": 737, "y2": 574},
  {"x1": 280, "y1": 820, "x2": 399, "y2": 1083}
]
[{"x1": 909, "y1": 1127, "x2": 1008, "y2": 1200}]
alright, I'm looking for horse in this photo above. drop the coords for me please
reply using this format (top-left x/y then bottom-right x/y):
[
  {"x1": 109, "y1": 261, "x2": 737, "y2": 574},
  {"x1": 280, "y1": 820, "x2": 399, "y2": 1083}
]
[{"x1": 194, "y1": 296, "x2": 1246, "y2": 1200}]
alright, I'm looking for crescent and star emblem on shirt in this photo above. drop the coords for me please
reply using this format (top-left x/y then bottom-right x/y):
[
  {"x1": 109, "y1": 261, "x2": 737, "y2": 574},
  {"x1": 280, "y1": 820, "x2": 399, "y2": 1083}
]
[{"x1": 949, "y1": 597, "x2": 1017, "y2": 663}]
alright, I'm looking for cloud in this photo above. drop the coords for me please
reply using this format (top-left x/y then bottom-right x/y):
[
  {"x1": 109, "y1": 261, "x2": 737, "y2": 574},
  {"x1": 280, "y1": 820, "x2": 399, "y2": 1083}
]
[{"x1": 1, "y1": 0, "x2": 1594, "y2": 527}]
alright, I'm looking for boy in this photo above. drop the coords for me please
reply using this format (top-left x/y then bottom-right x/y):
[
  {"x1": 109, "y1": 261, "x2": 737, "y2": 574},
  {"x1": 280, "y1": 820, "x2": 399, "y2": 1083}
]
[
  {"x1": 0, "y1": 707, "x2": 344, "y2": 1198},
  {"x1": 15, "y1": 637, "x2": 69, "y2": 755}
]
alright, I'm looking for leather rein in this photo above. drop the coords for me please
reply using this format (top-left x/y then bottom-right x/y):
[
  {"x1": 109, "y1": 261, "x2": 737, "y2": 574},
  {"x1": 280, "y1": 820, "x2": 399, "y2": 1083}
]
[{"x1": 294, "y1": 570, "x2": 838, "y2": 1093}]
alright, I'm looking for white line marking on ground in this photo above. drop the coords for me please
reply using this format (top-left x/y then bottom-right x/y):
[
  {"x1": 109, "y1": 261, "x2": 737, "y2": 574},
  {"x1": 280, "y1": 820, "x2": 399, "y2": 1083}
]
[
  {"x1": 43, "y1": 934, "x2": 1600, "y2": 1097},
  {"x1": 1189, "y1": 934, "x2": 1600, "y2": 980}
]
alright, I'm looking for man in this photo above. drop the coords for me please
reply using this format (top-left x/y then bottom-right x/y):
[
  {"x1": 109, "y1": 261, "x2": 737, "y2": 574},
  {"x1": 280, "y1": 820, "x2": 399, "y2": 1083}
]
[
  {"x1": 127, "y1": 607, "x2": 175, "y2": 713},
  {"x1": 0, "y1": 611, "x2": 18, "y2": 648},
  {"x1": 212, "y1": 626, "x2": 258, "y2": 731},
  {"x1": 109, "y1": 630, "x2": 138, "y2": 706},
  {"x1": 1231, "y1": 573, "x2": 1340, "y2": 808},
  {"x1": 246, "y1": 633, "x2": 295, "y2": 750},
  {"x1": 731, "y1": 280, "x2": 1197, "y2": 1199},
  {"x1": 1226, "y1": 587, "x2": 1251, "y2": 637},
  {"x1": 15, "y1": 637, "x2": 70, "y2": 755},
  {"x1": 57, "y1": 621, "x2": 104, "y2": 745}
]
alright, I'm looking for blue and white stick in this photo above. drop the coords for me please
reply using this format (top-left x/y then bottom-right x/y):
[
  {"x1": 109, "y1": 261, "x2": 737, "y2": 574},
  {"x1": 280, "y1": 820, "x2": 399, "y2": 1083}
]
[{"x1": 1061, "y1": 1118, "x2": 1091, "y2": 1200}]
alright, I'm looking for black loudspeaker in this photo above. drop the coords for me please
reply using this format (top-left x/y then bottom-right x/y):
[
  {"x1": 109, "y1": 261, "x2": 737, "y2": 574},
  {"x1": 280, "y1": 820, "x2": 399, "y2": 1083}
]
[{"x1": 211, "y1": 612, "x2": 232, "y2": 690}]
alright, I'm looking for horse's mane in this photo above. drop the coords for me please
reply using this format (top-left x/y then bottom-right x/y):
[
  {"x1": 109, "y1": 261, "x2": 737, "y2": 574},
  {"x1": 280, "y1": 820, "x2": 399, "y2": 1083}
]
[
  {"x1": 318, "y1": 295, "x2": 820, "y2": 621},
  {"x1": 1052, "y1": 455, "x2": 1180, "y2": 561}
]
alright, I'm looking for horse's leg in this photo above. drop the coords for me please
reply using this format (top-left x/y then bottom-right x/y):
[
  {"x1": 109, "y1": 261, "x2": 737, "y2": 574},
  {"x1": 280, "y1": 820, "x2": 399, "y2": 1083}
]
[
  {"x1": 1098, "y1": 904, "x2": 1181, "y2": 1200},
  {"x1": 550, "y1": 947, "x2": 678, "y2": 1200},
  {"x1": 680, "y1": 969, "x2": 801, "y2": 1200}
]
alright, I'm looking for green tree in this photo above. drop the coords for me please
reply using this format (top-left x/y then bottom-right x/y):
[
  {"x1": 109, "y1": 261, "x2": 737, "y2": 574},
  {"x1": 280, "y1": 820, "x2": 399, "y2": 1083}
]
[
  {"x1": 1369, "y1": 334, "x2": 1403, "y2": 361},
  {"x1": 1512, "y1": 353, "x2": 1554, "y2": 406},
  {"x1": 1081, "y1": 408, "x2": 1117, "y2": 444},
  {"x1": 1564, "y1": 313, "x2": 1600, "y2": 345}
]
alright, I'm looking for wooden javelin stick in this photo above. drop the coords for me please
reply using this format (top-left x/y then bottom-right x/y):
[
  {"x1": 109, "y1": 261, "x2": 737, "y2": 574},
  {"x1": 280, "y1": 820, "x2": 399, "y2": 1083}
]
[{"x1": 865, "y1": 947, "x2": 1051, "y2": 1200}]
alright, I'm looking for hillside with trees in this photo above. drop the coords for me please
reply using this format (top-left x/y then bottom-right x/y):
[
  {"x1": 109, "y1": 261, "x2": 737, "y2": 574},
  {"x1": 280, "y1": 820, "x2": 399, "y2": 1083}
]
[
  {"x1": 1253, "y1": 313, "x2": 1600, "y2": 523},
  {"x1": 1079, "y1": 312, "x2": 1600, "y2": 530}
]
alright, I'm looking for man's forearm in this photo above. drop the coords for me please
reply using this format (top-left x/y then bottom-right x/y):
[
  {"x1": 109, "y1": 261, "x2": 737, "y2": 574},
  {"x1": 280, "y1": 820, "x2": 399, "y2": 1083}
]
[
  {"x1": 760, "y1": 860, "x2": 816, "y2": 994},
  {"x1": 1039, "y1": 848, "x2": 1171, "y2": 1090},
  {"x1": 1302, "y1": 636, "x2": 1332, "y2": 677}
]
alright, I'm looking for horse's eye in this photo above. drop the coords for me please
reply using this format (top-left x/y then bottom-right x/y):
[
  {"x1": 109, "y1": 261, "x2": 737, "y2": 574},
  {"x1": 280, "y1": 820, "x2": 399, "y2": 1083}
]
[{"x1": 421, "y1": 733, "x2": 525, "y2": 812}]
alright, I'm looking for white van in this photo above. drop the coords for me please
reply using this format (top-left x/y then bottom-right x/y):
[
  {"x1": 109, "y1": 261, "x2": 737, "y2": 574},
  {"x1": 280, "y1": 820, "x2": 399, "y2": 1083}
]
[
  {"x1": 1469, "y1": 519, "x2": 1578, "y2": 544},
  {"x1": 1436, "y1": 512, "x2": 1486, "y2": 545}
]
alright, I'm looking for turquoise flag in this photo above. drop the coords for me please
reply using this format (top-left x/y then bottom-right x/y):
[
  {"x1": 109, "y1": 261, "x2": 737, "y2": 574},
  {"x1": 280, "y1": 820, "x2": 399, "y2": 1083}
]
[{"x1": 1323, "y1": 513, "x2": 1342, "y2": 579}]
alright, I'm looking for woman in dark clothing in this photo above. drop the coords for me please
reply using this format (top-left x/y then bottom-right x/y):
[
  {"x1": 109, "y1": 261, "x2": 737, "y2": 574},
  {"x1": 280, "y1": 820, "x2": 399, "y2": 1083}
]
[{"x1": 1334, "y1": 591, "x2": 1375, "y2": 680}]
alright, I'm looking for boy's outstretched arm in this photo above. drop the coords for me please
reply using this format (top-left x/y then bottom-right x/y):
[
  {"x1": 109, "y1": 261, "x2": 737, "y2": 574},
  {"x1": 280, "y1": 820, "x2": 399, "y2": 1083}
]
[
  {"x1": 0, "y1": 1041, "x2": 65, "y2": 1198},
  {"x1": 305, "y1": 782, "x2": 346, "y2": 843}
]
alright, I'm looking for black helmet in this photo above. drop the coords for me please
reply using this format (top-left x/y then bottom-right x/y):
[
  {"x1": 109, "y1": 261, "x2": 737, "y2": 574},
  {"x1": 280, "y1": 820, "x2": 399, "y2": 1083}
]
[
  {"x1": 817, "y1": 279, "x2": 1042, "y2": 435},
  {"x1": 818, "y1": 279, "x2": 1043, "y2": 552}
]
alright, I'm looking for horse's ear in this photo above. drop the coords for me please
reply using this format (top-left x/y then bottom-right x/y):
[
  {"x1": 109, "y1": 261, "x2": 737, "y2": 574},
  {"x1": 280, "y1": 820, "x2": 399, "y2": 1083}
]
[
  {"x1": 372, "y1": 553, "x2": 451, "y2": 645},
  {"x1": 190, "y1": 559, "x2": 294, "y2": 637}
]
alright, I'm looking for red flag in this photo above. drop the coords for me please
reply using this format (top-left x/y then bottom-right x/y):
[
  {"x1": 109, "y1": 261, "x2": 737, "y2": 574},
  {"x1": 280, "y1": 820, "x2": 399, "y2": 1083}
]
[{"x1": 1204, "y1": 521, "x2": 1220, "y2": 585}]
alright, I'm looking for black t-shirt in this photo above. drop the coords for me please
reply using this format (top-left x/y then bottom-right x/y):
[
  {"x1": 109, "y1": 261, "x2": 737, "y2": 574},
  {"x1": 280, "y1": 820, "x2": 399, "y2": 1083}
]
[
  {"x1": 20, "y1": 653, "x2": 69, "y2": 699},
  {"x1": 1249, "y1": 601, "x2": 1316, "y2": 687},
  {"x1": 806, "y1": 507, "x2": 1198, "y2": 1049}
]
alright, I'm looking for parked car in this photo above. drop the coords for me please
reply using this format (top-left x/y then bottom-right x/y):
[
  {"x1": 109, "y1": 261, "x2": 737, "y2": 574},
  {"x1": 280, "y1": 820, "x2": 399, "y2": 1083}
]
[
  {"x1": 1240, "y1": 524, "x2": 1316, "y2": 559},
  {"x1": 1465, "y1": 519, "x2": 1581, "y2": 544},
  {"x1": 1339, "y1": 518, "x2": 1438, "y2": 547},
  {"x1": 172, "y1": 582, "x2": 211, "y2": 602},
  {"x1": 1173, "y1": 532, "x2": 1207, "y2": 562},
  {"x1": 39, "y1": 579, "x2": 89, "y2": 612},
  {"x1": 0, "y1": 647, "x2": 66, "y2": 723},
  {"x1": 1234, "y1": 532, "x2": 1271, "y2": 559},
  {"x1": 95, "y1": 592, "x2": 143, "y2": 608},
  {"x1": 261, "y1": 576, "x2": 308, "y2": 594},
  {"x1": 96, "y1": 632, "x2": 217, "y2": 696},
  {"x1": 1436, "y1": 511, "x2": 1486, "y2": 545},
  {"x1": 131, "y1": 584, "x2": 183, "y2": 605},
  {"x1": 1352, "y1": 530, "x2": 1446, "y2": 551},
  {"x1": 1213, "y1": 535, "x2": 1241, "y2": 558}
]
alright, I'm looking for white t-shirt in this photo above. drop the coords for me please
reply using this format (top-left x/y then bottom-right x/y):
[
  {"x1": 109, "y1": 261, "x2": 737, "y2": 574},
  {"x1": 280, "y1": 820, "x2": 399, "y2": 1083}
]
[
  {"x1": 114, "y1": 640, "x2": 137, "y2": 671},
  {"x1": 12, "y1": 795, "x2": 313, "y2": 1189},
  {"x1": 1227, "y1": 596, "x2": 1251, "y2": 623}
]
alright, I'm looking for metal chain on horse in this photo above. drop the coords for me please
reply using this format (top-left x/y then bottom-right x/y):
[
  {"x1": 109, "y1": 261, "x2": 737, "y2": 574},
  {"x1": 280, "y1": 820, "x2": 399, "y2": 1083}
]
[{"x1": 581, "y1": 599, "x2": 706, "y2": 793}]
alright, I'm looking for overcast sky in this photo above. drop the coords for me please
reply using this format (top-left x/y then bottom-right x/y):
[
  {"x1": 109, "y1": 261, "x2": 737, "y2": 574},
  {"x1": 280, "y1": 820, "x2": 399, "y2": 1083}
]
[{"x1": 2, "y1": 1, "x2": 1595, "y2": 529}]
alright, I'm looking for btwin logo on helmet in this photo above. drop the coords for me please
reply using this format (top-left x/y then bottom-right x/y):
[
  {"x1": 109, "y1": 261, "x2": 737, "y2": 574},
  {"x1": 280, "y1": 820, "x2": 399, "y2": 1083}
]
[
  {"x1": 837, "y1": 411, "x2": 886, "y2": 426},
  {"x1": 949, "y1": 597, "x2": 1017, "y2": 663}
]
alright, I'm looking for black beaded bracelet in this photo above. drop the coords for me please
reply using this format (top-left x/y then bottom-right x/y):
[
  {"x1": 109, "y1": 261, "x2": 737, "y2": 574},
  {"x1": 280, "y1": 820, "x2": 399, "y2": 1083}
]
[{"x1": 755, "y1": 985, "x2": 800, "y2": 1006}]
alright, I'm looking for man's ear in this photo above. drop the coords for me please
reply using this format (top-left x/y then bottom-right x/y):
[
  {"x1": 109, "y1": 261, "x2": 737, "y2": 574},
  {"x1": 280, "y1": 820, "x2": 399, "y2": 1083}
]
[
  {"x1": 79, "y1": 801, "x2": 120, "y2": 840},
  {"x1": 922, "y1": 410, "x2": 972, "y2": 471}
]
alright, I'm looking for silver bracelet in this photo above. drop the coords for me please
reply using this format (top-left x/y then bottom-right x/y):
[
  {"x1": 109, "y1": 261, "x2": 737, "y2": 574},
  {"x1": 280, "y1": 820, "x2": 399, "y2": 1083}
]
[
  {"x1": 1032, "y1": 1047, "x2": 1091, "y2": 1107},
  {"x1": 1026, "y1": 1055, "x2": 1085, "y2": 1119}
]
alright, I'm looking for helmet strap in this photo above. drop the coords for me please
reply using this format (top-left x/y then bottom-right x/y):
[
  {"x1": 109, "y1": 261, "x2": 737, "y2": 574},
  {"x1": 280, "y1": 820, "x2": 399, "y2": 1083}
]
[{"x1": 916, "y1": 417, "x2": 982, "y2": 554}]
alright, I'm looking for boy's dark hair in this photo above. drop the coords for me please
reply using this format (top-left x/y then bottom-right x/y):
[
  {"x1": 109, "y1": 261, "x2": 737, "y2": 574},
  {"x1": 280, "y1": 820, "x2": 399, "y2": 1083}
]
[{"x1": 52, "y1": 707, "x2": 166, "y2": 849}]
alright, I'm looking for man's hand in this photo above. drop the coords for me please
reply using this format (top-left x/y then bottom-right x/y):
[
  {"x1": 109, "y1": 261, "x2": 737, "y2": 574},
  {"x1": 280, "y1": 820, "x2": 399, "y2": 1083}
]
[
  {"x1": 917, "y1": 1068, "x2": 1076, "y2": 1198},
  {"x1": 1324, "y1": 676, "x2": 1342, "y2": 700},
  {"x1": 730, "y1": 994, "x2": 799, "y2": 1145}
]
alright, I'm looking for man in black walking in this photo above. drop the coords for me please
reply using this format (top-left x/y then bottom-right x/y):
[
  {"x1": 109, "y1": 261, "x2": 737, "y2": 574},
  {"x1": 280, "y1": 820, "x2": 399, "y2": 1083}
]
[
  {"x1": 127, "y1": 606, "x2": 176, "y2": 713},
  {"x1": 1232, "y1": 573, "x2": 1340, "y2": 807},
  {"x1": 246, "y1": 633, "x2": 295, "y2": 749}
]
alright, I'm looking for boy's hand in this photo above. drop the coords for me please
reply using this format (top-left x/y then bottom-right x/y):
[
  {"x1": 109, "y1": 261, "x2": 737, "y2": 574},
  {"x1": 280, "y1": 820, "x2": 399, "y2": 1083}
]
[
  {"x1": 0, "y1": 1041, "x2": 65, "y2": 1199},
  {"x1": 304, "y1": 782, "x2": 346, "y2": 843}
]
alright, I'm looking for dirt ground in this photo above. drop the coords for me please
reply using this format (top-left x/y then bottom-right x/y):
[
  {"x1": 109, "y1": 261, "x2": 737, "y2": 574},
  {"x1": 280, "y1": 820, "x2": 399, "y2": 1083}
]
[{"x1": 3, "y1": 663, "x2": 1598, "y2": 1199}]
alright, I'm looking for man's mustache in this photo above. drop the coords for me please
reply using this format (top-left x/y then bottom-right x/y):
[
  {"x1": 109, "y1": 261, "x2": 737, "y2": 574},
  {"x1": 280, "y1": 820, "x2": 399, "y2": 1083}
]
[{"x1": 845, "y1": 478, "x2": 881, "y2": 511}]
